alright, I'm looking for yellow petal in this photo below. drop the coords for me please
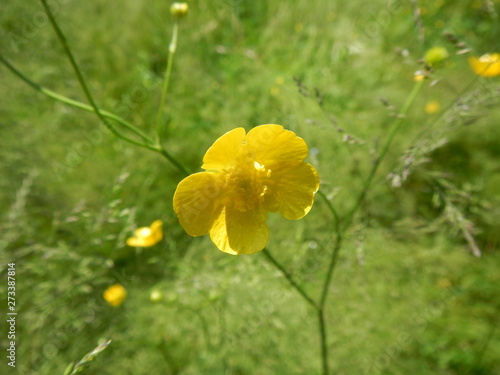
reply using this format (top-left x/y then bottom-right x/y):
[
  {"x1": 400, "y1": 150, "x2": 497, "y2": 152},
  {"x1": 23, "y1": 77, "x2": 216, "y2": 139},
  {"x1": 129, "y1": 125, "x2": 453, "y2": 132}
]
[
  {"x1": 150, "y1": 220, "x2": 163, "y2": 242},
  {"x1": 246, "y1": 124, "x2": 309, "y2": 164},
  {"x1": 173, "y1": 172, "x2": 223, "y2": 236},
  {"x1": 126, "y1": 220, "x2": 163, "y2": 247},
  {"x1": 201, "y1": 128, "x2": 246, "y2": 170},
  {"x1": 126, "y1": 236, "x2": 150, "y2": 247},
  {"x1": 209, "y1": 206, "x2": 269, "y2": 255},
  {"x1": 468, "y1": 53, "x2": 500, "y2": 77},
  {"x1": 264, "y1": 161, "x2": 319, "y2": 220}
]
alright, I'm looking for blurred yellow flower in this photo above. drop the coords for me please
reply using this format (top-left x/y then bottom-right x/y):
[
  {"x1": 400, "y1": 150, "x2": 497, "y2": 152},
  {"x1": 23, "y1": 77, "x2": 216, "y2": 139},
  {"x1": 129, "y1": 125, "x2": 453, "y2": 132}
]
[
  {"x1": 173, "y1": 125, "x2": 319, "y2": 255},
  {"x1": 150, "y1": 290, "x2": 163, "y2": 302},
  {"x1": 126, "y1": 220, "x2": 163, "y2": 247},
  {"x1": 414, "y1": 73, "x2": 425, "y2": 82},
  {"x1": 468, "y1": 53, "x2": 500, "y2": 77},
  {"x1": 424, "y1": 100, "x2": 440, "y2": 114},
  {"x1": 103, "y1": 284, "x2": 127, "y2": 307}
]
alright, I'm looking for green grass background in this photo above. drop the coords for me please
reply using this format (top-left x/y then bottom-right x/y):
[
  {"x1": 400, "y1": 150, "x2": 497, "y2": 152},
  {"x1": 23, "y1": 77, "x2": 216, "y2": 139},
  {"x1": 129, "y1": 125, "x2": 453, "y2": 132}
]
[{"x1": 1, "y1": 0, "x2": 499, "y2": 374}]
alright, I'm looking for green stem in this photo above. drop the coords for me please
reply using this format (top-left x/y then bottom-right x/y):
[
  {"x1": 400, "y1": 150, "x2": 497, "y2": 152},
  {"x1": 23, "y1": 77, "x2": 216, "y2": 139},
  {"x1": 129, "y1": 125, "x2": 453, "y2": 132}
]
[
  {"x1": 317, "y1": 190, "x2": 342, "y2": 309},
  {"x1": 262, "y1": 248, "x2": 318, "y2": 310},
  {"x1": 313, "y1": 81, "x2": 424, "y2": 374},
  {"x1": 155, "y1": 22, "x2": 179, "y2": 144},
  {"x1": 318, "y1": 309, "x2": 329, "y2": 375},
  {"x1": 0, "y1": 54, "x2": 155, "y2": 148},
  {"x1": 1, "y1": 54, "x2": 193, "y2": 174},
  {"x1": 39, "y1": 0, "x2": 131, "y2": 144},
  {"x1": 342, "y1": 80, "x2": 424, "y2": 231},
  {"x1": 159, "y1": 147, "x2": 191, "y2": 176}
]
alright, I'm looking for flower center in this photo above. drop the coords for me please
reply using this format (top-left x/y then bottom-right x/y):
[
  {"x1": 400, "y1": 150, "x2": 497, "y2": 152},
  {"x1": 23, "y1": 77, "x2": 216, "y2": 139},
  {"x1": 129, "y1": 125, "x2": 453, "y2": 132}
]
[{"x1": 221, "y1": 159, "x2": 272, "y2": 212}]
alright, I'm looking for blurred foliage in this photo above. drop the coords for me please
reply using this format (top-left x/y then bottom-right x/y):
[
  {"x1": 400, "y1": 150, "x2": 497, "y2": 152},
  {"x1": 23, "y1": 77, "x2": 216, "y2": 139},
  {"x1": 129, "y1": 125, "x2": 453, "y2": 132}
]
[{"x1": 0, "y1": 0, "x2": 499, "y2": 374}]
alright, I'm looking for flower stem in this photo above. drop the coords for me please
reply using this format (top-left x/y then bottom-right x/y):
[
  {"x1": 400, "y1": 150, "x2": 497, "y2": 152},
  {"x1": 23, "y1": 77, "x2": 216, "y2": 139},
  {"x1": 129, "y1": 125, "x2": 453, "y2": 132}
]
[
  {"x1": 159, "y1": 147, "x2": 191, "y2": 177},
  {"x1": 342, "y1": 79, "x2": 424, "y2": 231},
  {"x1": 155, "y1": 22, "x2": 179, "y2": 145},
  {"x1": 313, "y1": 80, "x2": 424, "y2": 374},
  {"x1": 39, "y1": 0, "x2": 128, "y2": 144},
  {"x1": 262, "y1": 249, "x2": 318, "y2": 310},
  {"x1": 318, "y1": 309, "x2": 329, "y2": 375},
  {"x1": 0, "y1": 54, "x2": 155, "y2": 148}
]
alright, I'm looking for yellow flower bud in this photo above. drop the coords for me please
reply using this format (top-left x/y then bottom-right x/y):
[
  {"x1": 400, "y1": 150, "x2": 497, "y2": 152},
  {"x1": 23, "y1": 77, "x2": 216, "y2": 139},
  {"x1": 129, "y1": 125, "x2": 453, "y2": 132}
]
[
  {"x1": 170, "y1": 2, "x2": 189, "y2": 18},
  {"x1": 150, "y1": 290, "x2": 163, "y2": 302},
  {"x1": 424, "y1": 47, "x2": 449, "y2": 67}
]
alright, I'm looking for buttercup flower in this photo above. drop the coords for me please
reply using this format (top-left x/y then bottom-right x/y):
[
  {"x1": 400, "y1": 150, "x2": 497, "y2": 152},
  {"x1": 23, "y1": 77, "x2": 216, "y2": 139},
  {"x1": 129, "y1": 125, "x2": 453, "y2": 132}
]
[
  {"x1": 173, "y1": 124, "x2": 319, "y2": 255},
  {"x1": 103, "y1": 284, "x2": 127, "y2": 307},
  {"x1": 126, "y1": 220, "x2": 163, "y2": 247},
  {"x1": 468, "y1": 53, "x2": 500, "y2": 77}
]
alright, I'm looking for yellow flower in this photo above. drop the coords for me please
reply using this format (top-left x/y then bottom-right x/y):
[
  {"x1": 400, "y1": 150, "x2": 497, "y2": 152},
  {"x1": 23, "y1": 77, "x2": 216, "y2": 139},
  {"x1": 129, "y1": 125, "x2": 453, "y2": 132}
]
[
  {"x1": 424, "y1": 100, "x2": 440, "y2": 114},
  {"x1": 103, "y1": 284, "x2": 127, "y2": 307},
  {"x1": 126, "y1": 220, "x2": 163, "y2": 247},
  {"x1": 173, "y1": 125, "x2": 320, "y2": 255},
  {"x1": 468, "y1": 53, "x2": 500, "y2": 77},
  {"x1": 414, "y1": 73, "x2": 425, "y2": 82}
]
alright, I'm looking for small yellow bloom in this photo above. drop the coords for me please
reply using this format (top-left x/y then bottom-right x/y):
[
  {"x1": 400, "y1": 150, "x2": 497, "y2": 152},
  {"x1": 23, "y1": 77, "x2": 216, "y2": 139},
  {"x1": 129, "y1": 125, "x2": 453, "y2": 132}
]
[
  {"x1": 414, "y1": 73, "x2": 425, "y2": 82},
  {"x1": 170, "y1": 2, "x2": 189, "y2": 18},
  {"x1": 173, "y1": 125, "x2": 320, "y2": 255},
  {"x1": 424, "y1": 100, "x2": 440, "y2": 114},
  {"x1": 126, "y1": 220, "x2": 163, "y2": 247},
  {"x1": 103, "y1": 284, "x2": 127, "y2": 307},
  {"x1": 424, "y1": 46, "x2": 449, "y2": 67},
  {"x1": 468, "y1": 53, "x2": 500, "y2": 77}
]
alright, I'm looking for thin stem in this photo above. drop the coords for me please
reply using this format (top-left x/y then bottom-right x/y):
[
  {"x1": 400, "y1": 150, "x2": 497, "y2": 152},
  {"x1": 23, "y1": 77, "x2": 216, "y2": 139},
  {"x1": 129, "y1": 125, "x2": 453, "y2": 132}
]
[
  {"x1": 155, "y1": 22, "x2": 179, "y2": 144},
  {"x1": 317, "y1": 190, "x2": 340, "y2": 230},
  {"x1": 39, "y1": 0, "x2": 123, "y2": 141},
  {"x1": 313, "y1": 81, "x2": 424, "y2": 374},
  {"x1": 318, "y1": 309, "x2": 329, "y2": 375},
  {"x1": 1, "y1": 54, "x2": 193, "y2": 174},
  {"x1": 319, "y1": 235, "x2": 342, "y2": 310},
  {"x1": 317, "y1": 190, "x2": 342, "y2": 309},
  {"x1": 159, "y1": 147, "x2": 191, "y2": 176},
  {"x1": 0, "y1": 54, "x2": 155, "y2": 147},
  {"x1": 342, "y1": 80, "x2": 424, "y2": 231},
  {"x1": 262, "y1": 248, "x2": 318, "y2": 310}
]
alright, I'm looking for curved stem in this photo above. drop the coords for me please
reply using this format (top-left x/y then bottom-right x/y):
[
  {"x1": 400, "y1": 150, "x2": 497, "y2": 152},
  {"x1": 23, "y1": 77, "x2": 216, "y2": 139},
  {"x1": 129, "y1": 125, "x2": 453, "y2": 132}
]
[
  {"x1": 342, "y1": 80, "x2": 424, "y2": 231},
  {"x1": 39, "y1": 0, "x2": 129, "y2": 142},
  {"x1": 317, "y1": 190, "x2": 340, "y2": 230},
  {"x1": 0, "y1": 54, "x2": 155, "y2": 146},
  {"x1": 262, "y1": 248, "x2": 318, "y2": 310},
  {"x1": 159, "y1": 147, "x2": 191, "y2": 176},
  {"x1": 155, "y1": 22, "x2": 179, "y2": 144}
]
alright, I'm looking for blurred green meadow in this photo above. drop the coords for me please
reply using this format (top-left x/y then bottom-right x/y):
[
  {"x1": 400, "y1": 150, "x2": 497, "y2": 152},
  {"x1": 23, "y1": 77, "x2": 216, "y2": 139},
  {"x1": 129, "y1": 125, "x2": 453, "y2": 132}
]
[{"x1": 1, "y1": 0, "x2": 500, "y2": 374}]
